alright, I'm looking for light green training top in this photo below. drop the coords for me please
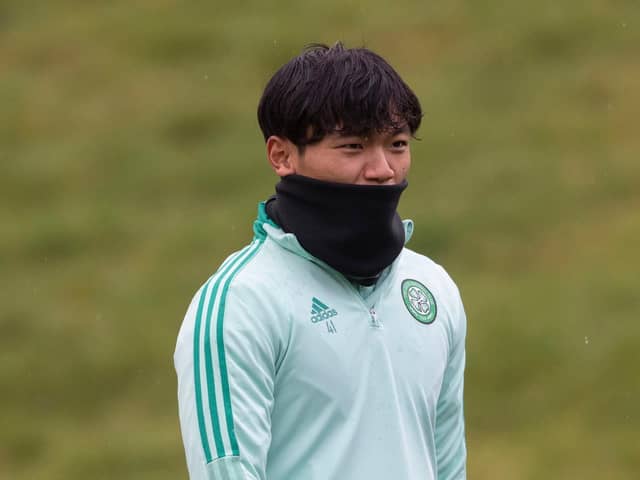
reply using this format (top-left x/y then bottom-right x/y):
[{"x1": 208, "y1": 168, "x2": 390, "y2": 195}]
[{"x1": 175, "y1": 203, "x2": 467, "y2": 480}]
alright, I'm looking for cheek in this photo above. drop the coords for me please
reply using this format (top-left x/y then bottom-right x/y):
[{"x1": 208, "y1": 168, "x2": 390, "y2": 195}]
[
  {"x1": 299, "y1": 150, "x2": 361, "y2": 183},
  {"x1": 328, "y1": 161, "x2": 363, "y2": 183},
  {"x1": 395, "y1": 155, "x2": 411, "y2": 178}
]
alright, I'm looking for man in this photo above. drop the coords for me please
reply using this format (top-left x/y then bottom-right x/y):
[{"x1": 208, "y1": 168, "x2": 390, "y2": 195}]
[{"x1": 175, "y1": 42, "x2": 467, "y2": 480}]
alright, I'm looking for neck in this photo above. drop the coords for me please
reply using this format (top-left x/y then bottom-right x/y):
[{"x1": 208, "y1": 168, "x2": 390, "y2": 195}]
[{"x1": 266, "y1": 174, "x2": 407, "y2": 283}]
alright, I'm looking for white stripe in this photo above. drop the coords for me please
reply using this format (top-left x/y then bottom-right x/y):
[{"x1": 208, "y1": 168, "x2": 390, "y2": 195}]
[{"x1": 197, "y1": 278, "x2": 216, "y2": 458}]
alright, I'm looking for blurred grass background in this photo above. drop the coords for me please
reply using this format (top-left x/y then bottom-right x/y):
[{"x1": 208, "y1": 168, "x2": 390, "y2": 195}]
[{"x1": 1, "y1": 0, "x2": 639, "y2": 478}]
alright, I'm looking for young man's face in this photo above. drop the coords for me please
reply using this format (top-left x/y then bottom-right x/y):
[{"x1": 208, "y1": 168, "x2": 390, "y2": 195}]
[{"x1": 267, "y1": 126, "x2": 412, "y2": 185}]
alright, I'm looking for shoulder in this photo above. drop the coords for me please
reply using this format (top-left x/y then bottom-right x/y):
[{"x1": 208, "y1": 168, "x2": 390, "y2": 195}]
[
  {"x1": 177, "y1": 238, "x2": 292, "y2": 353},
  {"x1": 184, "y1": 234, "x2": 310, "y2": 318},
  {"x1": 227, "y1": 236, "x2": 310, "y2": 295},
  {"x1": 396, "y1": 247, "x2": 466, "y2": 338},
  {"x1": 180, "y1": 239, "x2": 271, "y2": 323},
  {"x1": 193, "y1": 235, "x2": 294, "y2": 285},
  {"x1": 397, "y1": 247, "x2": 462, "y2": 301},
  {"x1": 189, "y1": 237, "x2": 290, "y2": 306}
]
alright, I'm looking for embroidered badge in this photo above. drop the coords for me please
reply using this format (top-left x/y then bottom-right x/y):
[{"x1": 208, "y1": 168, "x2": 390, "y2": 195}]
[{"x1": 401, "y1": 279, "x2": 437, "y2": 324}]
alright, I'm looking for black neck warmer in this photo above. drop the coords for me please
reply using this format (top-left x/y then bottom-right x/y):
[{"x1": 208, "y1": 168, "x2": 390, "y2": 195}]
[{"x1": 266, "y1": 174, "x2": 407, "y2": 285}]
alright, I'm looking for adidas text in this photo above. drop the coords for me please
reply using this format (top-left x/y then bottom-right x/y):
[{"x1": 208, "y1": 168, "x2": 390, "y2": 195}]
[{"x1": 311, "y1": 309, "x2": 338, "y2": 324}]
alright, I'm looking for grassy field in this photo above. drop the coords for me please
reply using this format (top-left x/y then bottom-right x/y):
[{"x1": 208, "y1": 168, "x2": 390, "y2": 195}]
[{"x1": 1, "y1": 1, "x2": 639, "y2": 478}]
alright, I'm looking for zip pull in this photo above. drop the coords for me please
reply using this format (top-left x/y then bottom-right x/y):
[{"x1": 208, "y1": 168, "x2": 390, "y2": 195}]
[{"x1": 369, "y1": 307, "x2": 382, "y2": 329}]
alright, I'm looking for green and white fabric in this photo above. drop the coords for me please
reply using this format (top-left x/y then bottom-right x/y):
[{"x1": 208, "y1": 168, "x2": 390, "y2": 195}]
[{"x1": 175, "y1": 203, "x2": 467, "y2": 480}]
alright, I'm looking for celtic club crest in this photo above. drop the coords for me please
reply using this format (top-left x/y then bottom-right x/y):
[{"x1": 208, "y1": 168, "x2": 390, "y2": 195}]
[{"x1": 401, "y1": 279, "x2": 437, "y2": 324}]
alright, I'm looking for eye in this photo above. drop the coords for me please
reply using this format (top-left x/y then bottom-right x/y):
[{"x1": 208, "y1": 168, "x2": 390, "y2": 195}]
[
  {"x1": 340, "y1": 143, "x2": 364, "y2": 150},
  {"x1": 391, "y1": 140, "x2": 409, "y2": 150}
]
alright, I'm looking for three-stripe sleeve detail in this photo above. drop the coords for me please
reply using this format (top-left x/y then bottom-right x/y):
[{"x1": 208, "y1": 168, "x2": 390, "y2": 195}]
[{"x1": 193, "y1": 240, "x2": 263, "y2": 463}]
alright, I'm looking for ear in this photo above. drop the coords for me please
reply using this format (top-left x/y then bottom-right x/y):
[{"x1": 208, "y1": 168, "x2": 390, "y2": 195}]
[{"x1": 266, "y1": 136, "x2": 298, "y2": 176}]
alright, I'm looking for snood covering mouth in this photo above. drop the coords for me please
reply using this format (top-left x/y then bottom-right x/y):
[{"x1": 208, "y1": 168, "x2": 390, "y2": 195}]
[{"x1": 266, "y1": 174, "x2": 407, "y2": 283}]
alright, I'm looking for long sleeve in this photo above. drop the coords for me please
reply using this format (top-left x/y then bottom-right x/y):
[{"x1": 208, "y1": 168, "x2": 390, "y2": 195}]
[
  {"x1": 174, "y1": 245, "x2": 281, "y2": 480},
  {"x1": 434, "y1": 284, "x2": 467, "y2": 480}
]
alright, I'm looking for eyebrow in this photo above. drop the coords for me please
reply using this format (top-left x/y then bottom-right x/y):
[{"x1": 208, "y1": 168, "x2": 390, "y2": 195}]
[{"x1": 332, "y1": 125, "x2": 411, "y2": 139}]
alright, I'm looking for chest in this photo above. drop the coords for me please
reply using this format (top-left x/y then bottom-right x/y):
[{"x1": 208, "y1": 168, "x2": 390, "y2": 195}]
[{"x1": 274, "y1": 275, "x2": 451, "y2": 410}]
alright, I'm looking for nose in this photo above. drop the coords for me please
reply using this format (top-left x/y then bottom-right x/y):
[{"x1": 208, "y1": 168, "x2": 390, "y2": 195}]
[{"x1": 363, "y1": 147, "x2": 395, "y2": 184}]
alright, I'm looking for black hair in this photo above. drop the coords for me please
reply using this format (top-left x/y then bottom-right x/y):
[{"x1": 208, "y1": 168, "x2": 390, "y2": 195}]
[{"x1": 257, "y1": 42, "x2": 422, "y2": 148}]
